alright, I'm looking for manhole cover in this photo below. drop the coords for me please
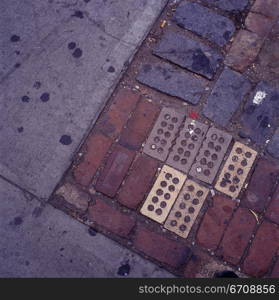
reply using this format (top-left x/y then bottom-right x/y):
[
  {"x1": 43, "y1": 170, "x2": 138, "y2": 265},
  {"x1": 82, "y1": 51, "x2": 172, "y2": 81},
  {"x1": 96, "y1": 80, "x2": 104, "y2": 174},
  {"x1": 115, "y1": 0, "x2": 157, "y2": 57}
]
[
  {"x1": 164, "y1": 179, "x2": 209, "y2": 238},
  {"x1": 215, "y1": 141, "x2": 257, "y2": 198},
  {"x1": 140, "y1": 165, "x2": 186, "y2": 223},
  {"x1": 189, "y1": 127, "x2": 232, "y2": 184},
  {"x1": 143, "y1": 107, "x2": 185, "y2": 161},
  {"x1": 166, "y1": 118, "x2": 209, "y2": 173}
]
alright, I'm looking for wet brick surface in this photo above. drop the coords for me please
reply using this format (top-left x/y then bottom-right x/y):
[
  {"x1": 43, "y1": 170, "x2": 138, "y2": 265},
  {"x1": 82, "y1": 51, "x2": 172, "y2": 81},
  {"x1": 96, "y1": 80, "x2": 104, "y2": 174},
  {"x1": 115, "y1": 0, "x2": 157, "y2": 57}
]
[
  {"x1": 243, "y1": 221, "x2": 279, "y2": 277},
  {"x1": 153, "y1": 31, "x2": 223, "y2": 79},
  {"x1": 74, "y1": 133, "x2": 112, "y2": 186},
  {"x1": 119, "y1": 99, "x2": 160, "y2": 150},
  {"x1": 203, "y1": 67, "x2": 251, "y2": 127},
  {"x1": 196, "y1": 195, "x2": 235, "y2": 251},
  {"x1": 266, "y1": 185, "x2": 279, "y2": 225},
  {"x1": 136, "y1": 62, "x2": 207, "y2": 104},
  {"x1": 217, "y1": 207, "x2": 256, "y2": 265},
  {"x1": 251, "y1": 0, "x2": 279, "y2": 18},
  {"x1": 202, "y1": 0, "x2": 249, "y2": 11},
  {"x1": 267, "y1": 128, "x2": 279, "y2": 159},
  {"x1": 242, "y1": 159, "x2": 279, "y2": 213},
  {"x1": 95, "y1": 145, "x2": 135, "y2": 197},
  {"x1": 174, "y1": 1, "x2": 235, "y2": 46},
  {"x1": 117, "y1": 154, "x2": 159, "y2": 210},
  {"x1": 97, "y1": 89, "x2": 139, "y2": 139},
  {"x1": 245, "y1": 12, "x2": 274, "y2": 38},
  {"x1": 240, "y1": 82, "x2": 279, "y2": 145},
  {"x1": 88, "y1": 199, "x2": 135, "y2": 237},
  {"x1": 134, "y1": 226, "x2": 191, "y2": 268},
  {"x1": 225, "y1": 30, "x2": 263, "y2": 72},
  {"x1": 270, "y1": 260, "x2": 279, "y2": 277}
]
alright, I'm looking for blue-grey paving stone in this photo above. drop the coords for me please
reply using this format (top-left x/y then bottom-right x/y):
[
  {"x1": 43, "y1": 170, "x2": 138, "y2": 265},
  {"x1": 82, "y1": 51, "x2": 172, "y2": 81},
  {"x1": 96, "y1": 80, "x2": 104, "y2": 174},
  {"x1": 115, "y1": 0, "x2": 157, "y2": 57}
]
[
  {"x1": 136, "y1": 62, "x2": 207, "y2": 104},
  {"x1": 203, "y1": 67, "x2": 251, "y2": 127},
  {"x1": 153, "y1": 31, "x2": 223, "y2": 80},
  {"x1": 203, "y1": 0, "x2": 249, "y2": 11},
  {"x1": 173, "y1": 2, "x2": 235, "y2": 47},
  {"x1": 267, "y1": 128, "x2": 279, "y2": 159},
  {"x1": 240, "y1": 82, "x2": 279, "y2": 145}
]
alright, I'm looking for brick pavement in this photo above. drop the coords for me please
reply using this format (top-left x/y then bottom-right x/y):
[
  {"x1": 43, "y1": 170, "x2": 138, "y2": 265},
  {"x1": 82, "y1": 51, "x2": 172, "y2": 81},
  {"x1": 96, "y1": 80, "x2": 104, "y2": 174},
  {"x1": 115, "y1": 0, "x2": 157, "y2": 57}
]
[{"x1": 51, "y1": 0, "x2": 279, "y2": 277}]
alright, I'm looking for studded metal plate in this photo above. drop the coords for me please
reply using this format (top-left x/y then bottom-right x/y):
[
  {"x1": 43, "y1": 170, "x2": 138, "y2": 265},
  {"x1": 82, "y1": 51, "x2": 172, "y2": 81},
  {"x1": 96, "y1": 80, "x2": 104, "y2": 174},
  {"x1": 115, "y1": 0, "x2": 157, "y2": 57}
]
[
  {"x1": 167, "y1": 119, "x2": 209, "y2": 173},
  {"x1": 215, "y1": 142, "x2": 257, "y2": 198},
  {"x1": 143, "y1": 107, "x2": 185, "y2": 161},
  {"x1": 164, "y1": 179, "x2": 209, "y2": 238},
  {"x1": 140, "y1": 165, "x2": 187, "y2": 223},
  {"x1": 189, "y1": 127, "x2": 232, "y2": 184}
]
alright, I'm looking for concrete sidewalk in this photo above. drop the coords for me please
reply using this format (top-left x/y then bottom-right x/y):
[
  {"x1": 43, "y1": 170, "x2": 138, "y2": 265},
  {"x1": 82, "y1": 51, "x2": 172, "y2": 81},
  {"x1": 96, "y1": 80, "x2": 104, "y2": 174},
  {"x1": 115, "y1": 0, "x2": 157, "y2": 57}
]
[
  {"x1": 0, "y1": 0, "x2": 172, "y2": 277},
  {"x1": 0, "y1": 0, "x2": 167, "y2": 199},
  {"x1": 0, "y1": 177, "x2": 172, "y2": 277}
]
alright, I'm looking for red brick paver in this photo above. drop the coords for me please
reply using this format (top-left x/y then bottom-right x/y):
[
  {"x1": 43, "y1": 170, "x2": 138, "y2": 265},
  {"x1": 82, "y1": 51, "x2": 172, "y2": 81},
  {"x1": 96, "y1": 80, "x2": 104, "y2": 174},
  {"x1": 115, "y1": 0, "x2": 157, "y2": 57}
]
[
  {"x1": 243, "y1": 221, "x2": 279, "y2": 277},
  {"x1": 74, "y1": 133, "x2": 112, "y2": 186},
  {"x1": 225, "y1": 30, "x2": 263, "y2": 72},
  {"x1": 97, "y1": 89, "x2": 139, "y2": 138},
  {"x1": 266, "y1": 185, "x2": 279, "y2": 225},
  {"x1": 196, "y1": 195, "x2": 236, "y2": 251},
  {"x1": 218, "y1": 207, "x2": 256, "y2": 265},
  {"x1": 242, "y1": 159, "x2": 279, "y2": 212},
  {"x1": 88, "y1": 199, "x2": 135, "y2": 237},
  {"x1": 117, "y1": 154, "x2": 159, "y2": 209},
  {"x1": 95, "y1": 144, "x2": 135, "y2": 197},
  {"x1": 245, "y1": 12, "x2": 274, "y2": 38},
  {"x1": 119, "y1": 99, "x2": 160, "y2": 150},
  {"x1": 252, "y1": 0, "x2": 279, "y2": 18},
  {"x1": 270, "y1": 260, "x2": 279, "y2": 278},
  {"x1": 134, "y1": 226, "x2": 190, "y2": 268}
]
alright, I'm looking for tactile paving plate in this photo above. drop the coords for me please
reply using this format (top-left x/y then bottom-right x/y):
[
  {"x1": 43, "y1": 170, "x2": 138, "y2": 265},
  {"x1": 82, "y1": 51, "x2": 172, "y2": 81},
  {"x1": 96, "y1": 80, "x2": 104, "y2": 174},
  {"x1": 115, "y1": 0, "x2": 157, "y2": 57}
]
[
  {"x1": 167, "y1": 119, "x2": 209, "y2": 173},
  {"x1": 143, "y1": 107, "x2": 185, "y2": 161},
  {"x1": 189, "y1": 127, "x2": 232, "y2": 184},
  {"x1": 164, "y1": 179, "x2": 209, "y2": 238},
  {"x1": 140, "y1": 165, "x2": 187, "y2": 223},
  {"x1": 215, "y1": 142, "x2": 257, "y2": 198}
]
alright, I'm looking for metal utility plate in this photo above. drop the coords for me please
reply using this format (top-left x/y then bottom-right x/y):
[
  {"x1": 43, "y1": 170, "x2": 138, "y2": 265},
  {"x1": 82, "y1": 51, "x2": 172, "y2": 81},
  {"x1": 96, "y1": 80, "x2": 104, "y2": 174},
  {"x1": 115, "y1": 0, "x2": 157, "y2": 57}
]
[{"x1": 140, "y1": 165, "x2": 186, "y2": 223}]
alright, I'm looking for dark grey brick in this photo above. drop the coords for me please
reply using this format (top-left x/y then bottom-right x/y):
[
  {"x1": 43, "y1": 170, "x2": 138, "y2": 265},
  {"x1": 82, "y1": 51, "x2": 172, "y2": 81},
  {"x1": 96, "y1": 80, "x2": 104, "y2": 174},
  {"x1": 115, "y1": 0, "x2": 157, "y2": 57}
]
[
  {"x1": 203, "y1": 67, "x2": 251, "y2": 127},
  {"x1": 153, "y1": 31, "x2": 223, "y2": 80},
  {"x1": 173, "y1": 2, "x2": 235, "y2": 47},
  {"x1": 203, "y1": 0, "x2": 249, "y2": 11},
  {"x1": 240, "y1": 82, "x2": 279, "y2": 144},
  {"x1": 136, "y1": 62, "x2": 207, "y2": 104},
  {"x1": 267, "y1": 128, "x2": 279, "y2": 159}
]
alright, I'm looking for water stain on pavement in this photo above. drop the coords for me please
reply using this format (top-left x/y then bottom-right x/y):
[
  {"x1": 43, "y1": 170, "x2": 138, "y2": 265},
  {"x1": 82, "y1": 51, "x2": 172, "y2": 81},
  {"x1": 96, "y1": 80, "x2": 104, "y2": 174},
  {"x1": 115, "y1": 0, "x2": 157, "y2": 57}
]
[
  {"x1": 60, "y1": 135, "x2": 72, "y2": 145},
  {"x1": 68, "y1": 42, "x2": 76, "y2": 50},
  {"x1": 117, "y1": 263, "x2": 130, "y2": 276},
  {"x1": 10, "y1": 35, "x2": 20, "y2": 42},
  {"x1": 10, "y1": 216, "x2": 23, "y2": 226},
  {"x1": 40, "y1": 92, "x2": 50, "y2": 102},
  {"x1": 33, "y1": 81, "x2": 41, "y2": 89},
  {"x1": 72, "y1": 11, "x2": 84, "y2": 19},
  {"x1": 21, "y1": 95, "x2": 30, "y2": 103},
  {"x1": 72, "y1": 48, "x2": 83, "y2": 58},
  {"x1": 107, "y1": 66, "x2": 115, "y2": 73}
]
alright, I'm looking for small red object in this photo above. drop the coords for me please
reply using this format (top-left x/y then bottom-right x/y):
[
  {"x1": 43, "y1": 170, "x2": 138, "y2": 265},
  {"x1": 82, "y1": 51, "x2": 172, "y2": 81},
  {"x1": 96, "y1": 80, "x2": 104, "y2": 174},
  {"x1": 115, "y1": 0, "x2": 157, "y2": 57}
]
[{"x1": 189, "y1": 111, "x2": 199, "y2": 119}]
